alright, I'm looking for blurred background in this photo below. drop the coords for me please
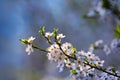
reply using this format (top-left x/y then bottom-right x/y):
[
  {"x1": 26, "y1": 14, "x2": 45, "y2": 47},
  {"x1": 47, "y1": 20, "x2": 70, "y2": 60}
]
[{"x1": 0, "y1": 0, "x2": 119, "y2": 80}]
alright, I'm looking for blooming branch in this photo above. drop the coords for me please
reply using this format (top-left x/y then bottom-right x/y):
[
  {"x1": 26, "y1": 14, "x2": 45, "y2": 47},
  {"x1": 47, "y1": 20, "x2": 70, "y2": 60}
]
[{"x1": 20, "y1": 27, "x2": 120, "y2": 80}]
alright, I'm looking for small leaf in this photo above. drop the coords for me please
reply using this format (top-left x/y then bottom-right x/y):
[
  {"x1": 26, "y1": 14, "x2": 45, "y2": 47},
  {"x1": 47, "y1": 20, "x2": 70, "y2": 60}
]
[
  {"x1": 82, "y1": 14, "x2": 87, "y2": 19},
  {"x1": 84, "y1": 57, "x2": 88, "y2": 62},
  {"x1": 114, "y1": 25, "x2": 120, "y2": 39},
  {"x1": 19, "y1": 39, "x2": 28, "y2": 44},
  {"x1": 71, "y1": 46, "x2": 77, "y2": 54},
  {"x1": 114, "y1": 31, "x2": 120, "y2": 38},
  {"x1": 111, "y1": 67, "x2": 116, "y2": 73},
  {"x1": 71, "y1": 70, "x2": 77, "y2": 75},
  {"x1": 64, "y1": 56, "x2": 69, "y2": 60},
  {"x1": 52, "y1": 28, "x2": 58, "y2": 38},
  {"x1": 57, "y1": 40, "x2": 61, "y2": 44},
  {"x1": 92, "y1": 64, "x2": 97, "y2": 67},
  {"x1": 39, "y1": 26, "x2": 45, "y2": 36},
  {"x1": 90, "y1": 44, "x2": 95, "y2": 49},
  {"x1": 99, "y1": 67, "x2": 106, "y2": 71},
  {"x1": 46, "y1": 48, "x2": 49, "y2": 52},
  {"x1": 116, "y1": 25, "x2": 120, "y2": 33}
]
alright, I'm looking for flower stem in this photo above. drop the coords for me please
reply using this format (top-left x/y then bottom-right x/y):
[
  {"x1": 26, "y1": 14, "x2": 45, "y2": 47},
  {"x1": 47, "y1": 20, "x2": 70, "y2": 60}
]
[
  {"x1": 32, "y1": 44, "x2": 48, "y2": 53},
  {"x1": 54, "y1": 38, "x2": 120, "y2": 78}
]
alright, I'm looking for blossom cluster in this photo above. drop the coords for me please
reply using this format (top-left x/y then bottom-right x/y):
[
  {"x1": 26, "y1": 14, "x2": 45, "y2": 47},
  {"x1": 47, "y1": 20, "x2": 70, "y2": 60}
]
[
  {"x1": 89, "y1": 39, "x2": 120, "y2": 55},
  {"x1": 20, "y1": 27, "x2": 120, "y2": 80},
  {"x1": 86, "y1": 0, "x2": 120, "y2": 20},
  {"x1": 45, "y1": 34, "x2": 105, "y2": 79},
  {"x1": 66, "y1": 51, "x2": 105, "y2": 79},
  {"x1": 20, "y1": 36, "x2": 35, "y2": 55}
]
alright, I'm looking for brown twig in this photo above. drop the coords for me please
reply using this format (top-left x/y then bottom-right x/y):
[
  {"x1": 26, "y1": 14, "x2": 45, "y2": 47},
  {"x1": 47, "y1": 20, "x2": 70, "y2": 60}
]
[{"x1": 55, "y1": 39, "x2": 120, "y2": 78}]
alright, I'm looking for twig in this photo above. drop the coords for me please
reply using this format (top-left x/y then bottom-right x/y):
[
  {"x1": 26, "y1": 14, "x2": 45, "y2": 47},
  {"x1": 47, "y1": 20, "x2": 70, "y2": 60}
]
[{"x1": 55, "y1": 40, "x2": 120, "y2": 78}]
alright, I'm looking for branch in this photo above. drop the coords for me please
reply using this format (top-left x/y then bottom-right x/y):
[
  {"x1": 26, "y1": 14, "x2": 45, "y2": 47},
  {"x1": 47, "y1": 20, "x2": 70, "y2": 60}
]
[
  {"x1": 55, "y1": 40, "x2": 120, "y2": 78},
  {"x1": 32, "y1": 44, "x2": 48, "y2": 53}
]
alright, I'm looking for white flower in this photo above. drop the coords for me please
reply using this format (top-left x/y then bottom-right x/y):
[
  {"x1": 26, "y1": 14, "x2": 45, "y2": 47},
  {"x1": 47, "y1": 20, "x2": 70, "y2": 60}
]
[
  {"x1": 57, "y1": 33, "x2": 65, "y2": 40},
  {"x1": 25, "y1": 44, "x2": 34, "y2": 55},
  {"x1": 47, "y1": 43, "x2": 64, "y2": 62},
  {"x1": 100, "y1": 72, "x2": 118, "y2": 80},
  {"x1": 47, "y1": 43, "x2": 67, "y2": 72},
  {"x1": 94, "y1": 1, "x2": 106, "y2": 17},
  {"x1": 61, "y1": 42, "x2": 73, "y2": 56},
  {"x1": 95, "y1": 60, "x2": 104, "y2": 67},
  {"x1": 103, "y1": 45, "x2": 111, "y2": 55},
  {"x1": 77, "y1": 50, "x2": 86, "y2": 60},
  {"x1": 45, "y1": 32, "x2": 53, "y2": 38},
  {"x1": 77, "y1": 51, "x2": 104, "y2": 67},
  {"x1": 25, "y1": 36, "x2": 35, "y2": 55},
  {"x1": 116, "y1": 71, "x2": 120, "y2": 76},
  {"x1": 57, "y1": 61, "x2": 64, "y2": 72},
  {"x1": 65, "y1": 60, "x2": 73, "y2": 68},
  {"x1": 95, "y1": 40, "x2": 103, "y2": 47},
  {"x1": 71, "y1": 63, "x2": 77, "y2": 70},
  {"x1": 86, "y1": 52, "x2": 95, "y2": 59},
  {"x1": 88, "y1": 1, "x2": 106, "y2": 18},
  {"x1": 111, "y1": 39, "x2": 118, "y2": 49},
  {"x1": 77, "y1": 50, "x2": 86, "y2": 56},
  {"x1": 89, "y1": 45, "x2": 94, "y2": 52},
  {"x1": 87, "y1": 9, "x2": 95, "y2": 17},
  {"x1": 27, "y1": 36, "x2": 35, "y2": 43}
]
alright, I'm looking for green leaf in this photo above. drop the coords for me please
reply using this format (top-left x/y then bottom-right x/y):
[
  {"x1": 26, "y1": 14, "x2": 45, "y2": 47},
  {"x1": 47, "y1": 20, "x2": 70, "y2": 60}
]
[
  {"x1": 84, "y1": 57, "x2": 88, "y2": 62},
  {"x1": 71, "y1": 46, "x2": 77, "y2": 54},
  {"x1": 19, "y1": 39, "x2": 28, "y2": 44},
  {"x1": 111, "y1": 67, "x2": 116, "y2": 73},
  {"x1": 52, "y1": 28, "x2": 58, "y2": 38},
  {"x1": 98, "y1": 67, "x2": 106, "y2": 71},
  {"x1": 114, "y1": 25, "x2": 120, "y2": 39},
  {"x1": 116, "y1": 25, "x2": 120, "y2": 33},
  {"x1": 82, "y1": 14, "x2": 87, "y2": 19},
  {"x1": 64, "y1": 56, "x2": 69, "y2": 60},
  {"x1": 92, "y1": 64, "x2": 97, "y2": 67},
  {"x1": 39, "y1": 26, "x2": 45, "y2": 36},
  {"x1": 90, "y1": 44, "x2": 95, "y2": 49},
  {"x1": 70, "y1": 70, "x2": 77, "y2": 75},
  {"x1": 114, "y1": 31, "x2": 120, "y2": 38}
]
